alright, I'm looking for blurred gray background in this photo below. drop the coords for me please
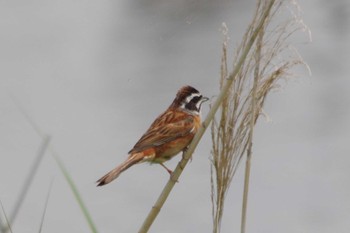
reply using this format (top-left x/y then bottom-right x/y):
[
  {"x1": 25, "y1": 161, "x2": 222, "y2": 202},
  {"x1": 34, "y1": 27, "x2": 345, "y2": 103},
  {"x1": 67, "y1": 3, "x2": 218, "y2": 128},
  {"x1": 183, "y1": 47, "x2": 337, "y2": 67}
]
[{"x1": 1, "y1": 0, "x2": 349, "y2": 232}]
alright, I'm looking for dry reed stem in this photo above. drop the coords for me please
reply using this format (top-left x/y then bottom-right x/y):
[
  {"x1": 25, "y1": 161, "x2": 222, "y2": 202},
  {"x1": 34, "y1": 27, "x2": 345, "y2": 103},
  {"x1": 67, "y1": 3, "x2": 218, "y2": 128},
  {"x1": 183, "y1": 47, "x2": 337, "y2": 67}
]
[
  {"x1": 210, "y1": 1, "x2": 308, "y2": 233},
  {"x1": 241, "y1": 16, "x2": 264, "y2": 233}
]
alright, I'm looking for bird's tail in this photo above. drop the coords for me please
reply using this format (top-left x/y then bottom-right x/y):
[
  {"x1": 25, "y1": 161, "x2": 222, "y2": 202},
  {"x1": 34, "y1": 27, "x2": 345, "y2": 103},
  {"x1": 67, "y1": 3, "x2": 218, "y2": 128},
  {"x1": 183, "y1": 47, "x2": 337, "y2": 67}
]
[{"x1": 96, "y1": 153, "x2": 144, "y2": 186}]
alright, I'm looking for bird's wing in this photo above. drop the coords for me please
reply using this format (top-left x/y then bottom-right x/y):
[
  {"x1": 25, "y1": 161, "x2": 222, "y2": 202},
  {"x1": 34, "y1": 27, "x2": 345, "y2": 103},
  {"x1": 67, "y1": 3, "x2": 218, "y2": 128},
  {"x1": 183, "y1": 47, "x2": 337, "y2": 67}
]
[{"x1": 129, "y1": 110, "x2": 195, "y2": 153}]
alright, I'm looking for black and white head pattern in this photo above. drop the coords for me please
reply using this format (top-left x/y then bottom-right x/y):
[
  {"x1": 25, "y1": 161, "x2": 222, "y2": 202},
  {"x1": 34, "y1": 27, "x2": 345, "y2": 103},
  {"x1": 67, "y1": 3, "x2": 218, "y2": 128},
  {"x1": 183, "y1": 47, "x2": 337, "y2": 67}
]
[{"x1": 173, "y1": 86, "x2": 208, "y2": 115}]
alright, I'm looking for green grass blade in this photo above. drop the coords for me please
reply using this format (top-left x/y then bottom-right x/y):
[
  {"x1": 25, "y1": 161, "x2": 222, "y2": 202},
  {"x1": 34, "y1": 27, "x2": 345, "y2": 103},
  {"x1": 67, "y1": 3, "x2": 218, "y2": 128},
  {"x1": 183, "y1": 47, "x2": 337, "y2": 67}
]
[
  {"x1": 53, "y1": 156, "x2": 98, "y2": 233},
  {"x1": 37, "y1": 179, "x2": 54, "y2": 233},
  {"x1": 0, "y1": 201, "x2": 13, "y2": 233},
  {"x1": 11, "y1": 95, "x2": 98, "y2": 233},
  {"x1": 1, "y1": 136, "x2": 51, "y2": 233}
]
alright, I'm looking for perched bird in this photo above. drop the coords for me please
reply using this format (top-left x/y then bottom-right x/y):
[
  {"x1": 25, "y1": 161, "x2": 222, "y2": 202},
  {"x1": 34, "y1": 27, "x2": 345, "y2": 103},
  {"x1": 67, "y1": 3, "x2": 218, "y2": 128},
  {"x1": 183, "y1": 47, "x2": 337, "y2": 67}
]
[{"x1": 97, "y1": 85, "x2": 208, "y2": 186}]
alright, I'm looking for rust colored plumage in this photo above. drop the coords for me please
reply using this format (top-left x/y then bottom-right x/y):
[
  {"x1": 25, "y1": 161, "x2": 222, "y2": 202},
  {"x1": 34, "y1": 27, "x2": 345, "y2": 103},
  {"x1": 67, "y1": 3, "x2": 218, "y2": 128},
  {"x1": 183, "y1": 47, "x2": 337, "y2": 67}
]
[{"x1": 97, "y1": 86, "x2": 208, "y2": 186}]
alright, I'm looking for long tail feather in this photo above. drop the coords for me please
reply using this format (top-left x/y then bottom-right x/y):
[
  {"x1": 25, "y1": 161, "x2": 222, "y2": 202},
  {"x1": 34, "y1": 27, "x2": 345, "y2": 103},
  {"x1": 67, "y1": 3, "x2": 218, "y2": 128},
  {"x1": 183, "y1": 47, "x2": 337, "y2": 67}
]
[{"x1": 97, "y1": 153, "x2": 144, "y2": 186}]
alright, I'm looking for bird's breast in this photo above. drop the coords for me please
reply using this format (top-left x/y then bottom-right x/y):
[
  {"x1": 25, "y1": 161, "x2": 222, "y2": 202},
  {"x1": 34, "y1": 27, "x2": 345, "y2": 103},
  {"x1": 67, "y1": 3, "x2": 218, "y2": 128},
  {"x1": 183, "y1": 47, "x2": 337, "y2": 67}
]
[{"x1": 153, "y1": 115, "x2": 201, "y2": 163}]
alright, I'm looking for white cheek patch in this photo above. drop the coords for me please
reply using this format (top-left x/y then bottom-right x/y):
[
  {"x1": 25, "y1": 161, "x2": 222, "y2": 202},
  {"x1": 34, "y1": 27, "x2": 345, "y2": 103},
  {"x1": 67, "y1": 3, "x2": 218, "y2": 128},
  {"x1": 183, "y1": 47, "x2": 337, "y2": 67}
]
[
  {"x1": 196, "y1": 100, "x2": 206, "y2": 116},
  {"x1": 195, "y1": 99, "x2": 204, "y2": 110}
]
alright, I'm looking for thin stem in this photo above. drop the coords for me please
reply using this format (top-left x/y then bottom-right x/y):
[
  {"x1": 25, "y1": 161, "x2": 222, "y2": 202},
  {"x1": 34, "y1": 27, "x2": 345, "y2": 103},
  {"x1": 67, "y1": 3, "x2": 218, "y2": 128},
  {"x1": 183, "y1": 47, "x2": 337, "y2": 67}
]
[
  {"x1": 11, "y1": 95, "x2": 99, "y2": 233},
  {"x1": 0, "y1": 201, "x2": 13, "y2": 233},
  {"x1": 38, "y1": 179, "x2": 54, "y2": 233},
  {"x1": 241, "y1": 157, "x2": 251, "y2": 233},
  {"x1": 240, "y1": 5, "x2": 267, "y2": 232},
  {"x1": 1, "y1": 136, "x2": 50, "y2": 233},
  {"x1": 54, "y1": 156, "x2": 99, "y2": 233}
]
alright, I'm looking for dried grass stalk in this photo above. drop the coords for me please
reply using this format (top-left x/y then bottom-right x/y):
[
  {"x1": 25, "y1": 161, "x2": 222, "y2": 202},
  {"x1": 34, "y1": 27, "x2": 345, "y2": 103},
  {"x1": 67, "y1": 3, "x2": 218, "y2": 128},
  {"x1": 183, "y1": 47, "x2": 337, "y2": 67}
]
[{"x1": 210, "y1": 1, "x2": 309, "y2": 233}]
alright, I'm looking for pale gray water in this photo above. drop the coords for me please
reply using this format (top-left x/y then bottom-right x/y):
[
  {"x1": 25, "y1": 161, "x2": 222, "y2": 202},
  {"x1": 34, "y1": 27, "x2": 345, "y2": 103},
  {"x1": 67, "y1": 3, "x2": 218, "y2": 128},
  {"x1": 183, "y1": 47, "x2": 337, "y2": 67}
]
[{"x1": 1, "y1": 0, "x2": 349, "y2": 232}]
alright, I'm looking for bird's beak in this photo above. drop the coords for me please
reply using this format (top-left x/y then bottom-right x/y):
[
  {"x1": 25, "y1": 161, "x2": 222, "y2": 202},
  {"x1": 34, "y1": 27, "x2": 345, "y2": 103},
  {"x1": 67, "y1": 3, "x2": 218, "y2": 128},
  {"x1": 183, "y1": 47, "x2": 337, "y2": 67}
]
[{"x1": 202, "y1": 96, "x2": 209, "y2": 102}]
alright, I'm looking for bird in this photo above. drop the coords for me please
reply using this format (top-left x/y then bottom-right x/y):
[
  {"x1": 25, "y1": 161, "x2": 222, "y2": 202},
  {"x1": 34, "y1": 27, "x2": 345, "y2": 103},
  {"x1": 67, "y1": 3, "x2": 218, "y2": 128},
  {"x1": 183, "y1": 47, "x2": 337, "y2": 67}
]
[{"x1": 96, "y1": 85, "x2": 208, "y2": 186}]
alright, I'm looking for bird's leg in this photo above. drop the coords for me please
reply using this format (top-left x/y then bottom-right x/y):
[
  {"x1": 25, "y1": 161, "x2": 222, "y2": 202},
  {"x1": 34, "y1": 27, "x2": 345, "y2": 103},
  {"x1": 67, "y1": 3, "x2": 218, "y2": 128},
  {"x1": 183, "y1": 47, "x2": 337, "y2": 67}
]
[
  {"x1": 159, "y1": 163, "x2": 173, "y2": 175},
  {"x1": 160, "y1": 163, "x2": 179, "y2": 183}
]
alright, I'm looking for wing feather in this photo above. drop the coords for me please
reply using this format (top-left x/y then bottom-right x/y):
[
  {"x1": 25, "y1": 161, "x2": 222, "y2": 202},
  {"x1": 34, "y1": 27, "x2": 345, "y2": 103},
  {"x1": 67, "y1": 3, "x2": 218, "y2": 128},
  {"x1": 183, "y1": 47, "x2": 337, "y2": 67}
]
[{"x1": 129, "y1": 110, "x2": 194, "y2": 153}]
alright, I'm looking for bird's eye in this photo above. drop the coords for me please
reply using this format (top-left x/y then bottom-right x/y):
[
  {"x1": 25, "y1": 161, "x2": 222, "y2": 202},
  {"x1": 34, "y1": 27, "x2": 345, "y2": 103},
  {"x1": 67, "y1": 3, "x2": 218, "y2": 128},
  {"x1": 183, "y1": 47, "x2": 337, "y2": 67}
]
[{"x1": 191, "y1": 96, "x2": 201, "y2": 103}]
